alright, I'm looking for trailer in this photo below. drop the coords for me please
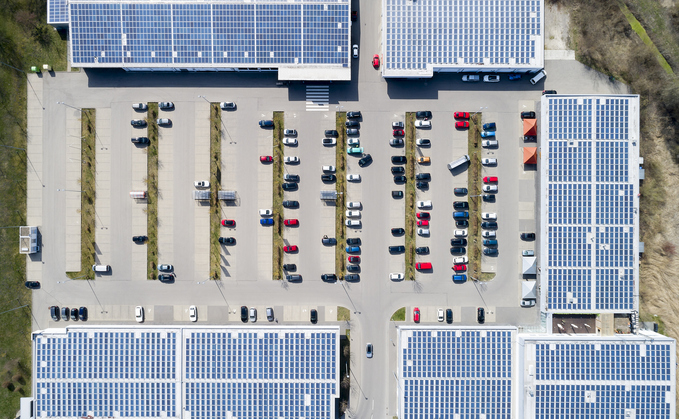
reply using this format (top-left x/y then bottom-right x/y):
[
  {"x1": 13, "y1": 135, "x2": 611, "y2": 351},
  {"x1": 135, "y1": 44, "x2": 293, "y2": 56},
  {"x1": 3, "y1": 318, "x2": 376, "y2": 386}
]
[
  {"x1": 20, "y1": 226, "x2": 40, "y2": 254},
  {"x1": 447, "y1": 155, "x2": 470, "y2": 171}
]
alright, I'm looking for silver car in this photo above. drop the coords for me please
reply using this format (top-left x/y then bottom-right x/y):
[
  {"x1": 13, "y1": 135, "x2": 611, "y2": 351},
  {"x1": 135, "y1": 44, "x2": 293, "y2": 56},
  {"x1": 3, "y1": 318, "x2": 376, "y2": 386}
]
[{"x1": 249, "y1": 307, "x2": 257, "y2": 322}]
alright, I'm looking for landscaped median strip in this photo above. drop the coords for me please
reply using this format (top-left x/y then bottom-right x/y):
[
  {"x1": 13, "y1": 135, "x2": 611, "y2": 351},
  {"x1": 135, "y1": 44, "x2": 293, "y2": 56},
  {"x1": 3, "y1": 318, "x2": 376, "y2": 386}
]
[
  {"x1": 146, "y1": 103, "x2": 159, "y2": 280},
  {"x1": 272, "y1": 112, "x2": 285, "y2": 280},
  {"x1": 404, "y1": 112, "x2": 416, "y2": 280},
  {"x1": 209, "y1": 103, "x2": 221, "y2": 280},
  {"x1": 335, "y1": 112, "x2": 347, "y2": 279},
  {"x1": 67, "y1": 108, "x2": 96, "y2": 279}
]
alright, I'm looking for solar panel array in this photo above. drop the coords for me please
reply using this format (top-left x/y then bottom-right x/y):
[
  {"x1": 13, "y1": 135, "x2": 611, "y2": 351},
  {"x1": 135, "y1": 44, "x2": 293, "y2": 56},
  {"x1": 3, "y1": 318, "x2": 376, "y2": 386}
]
[
  {"x1": 33, "y1": 327, "x2": 339, "y2": 419},
  {"x1": 399, "y1": 328, "x2": 514, "y2": 418},
  {"x1": 543, "y1": 96, "x2": 639, "y2": 312},
  {"x1": 47, "y1": 0, "x2": 69, "y2": 24},
  {"x1": 67, "y1": 0, "x2": 350, "y2": 68},
  {"x1": 384, "y1": 0, "x2": 542, "y2": 77}
]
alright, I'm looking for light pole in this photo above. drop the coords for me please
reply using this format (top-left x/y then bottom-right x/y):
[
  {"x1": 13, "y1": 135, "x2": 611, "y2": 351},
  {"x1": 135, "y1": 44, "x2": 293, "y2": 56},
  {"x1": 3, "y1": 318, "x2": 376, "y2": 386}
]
[
  {"x1": 56, "y1": 189, "x2": 83, "y2": 193},
  {"x1": 471, "y1": 106, "x2": 487, "y2": 117},
  {"x1": 57, "y1": 274, "x2": 89, "y2": 284},
  {"x1": 197, "y1": 95, "x2": 210, "y2": 103},
  {"x1": 337, "y1": 280, "x2": 360, "y2": 314},
  {"x1": 56, "y1": 101, "x2": 82, "y2": 111}
]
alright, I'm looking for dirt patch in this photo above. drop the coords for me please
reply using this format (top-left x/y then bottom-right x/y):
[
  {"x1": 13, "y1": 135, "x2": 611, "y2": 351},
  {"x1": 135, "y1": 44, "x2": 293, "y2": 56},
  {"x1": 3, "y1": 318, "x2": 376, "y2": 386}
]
[{"x1": 545, "y1": 2, "x2": 572, "y2": 50}]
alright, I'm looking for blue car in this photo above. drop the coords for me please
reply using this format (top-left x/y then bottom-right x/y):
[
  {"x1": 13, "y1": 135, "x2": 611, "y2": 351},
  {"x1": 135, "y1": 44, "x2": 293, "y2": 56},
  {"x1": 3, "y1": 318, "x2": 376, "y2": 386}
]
[
  {"x1": 260, "y1": 218, "x2": 274, "y2": 225},
  {"x1": 508, "y1": 73, "x2": 522, "y2": 81},
  {"x1": 453, "y1": 274, "x2": 467, "y2": 282},
  {"x1": 346, "y1": 246, "x2": 360, "y2": 253},
  {"x1": 480, "y1": 130, "x2": 496, "y2": 138},
  {"x1": 482, "y1": 122, "x2": 496, "y2": 131},
  {"x1": 259, "y1": 120, "x2": 274, "y2": 127}
]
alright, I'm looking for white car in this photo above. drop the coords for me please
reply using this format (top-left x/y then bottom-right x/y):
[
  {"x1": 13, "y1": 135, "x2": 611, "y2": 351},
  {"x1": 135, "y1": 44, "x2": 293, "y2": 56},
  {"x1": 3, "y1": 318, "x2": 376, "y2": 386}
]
[
  {"x1": 283, "y1": 129, "x2": 297, "y2": 136},
  {"x1": 521, "y1": 300, "x2": 536, "y2": 307},
  {"x1": 284, "y1": 156, "x2": 299, "y2": 164},
  {"x1": 482, "y1": 158, "x2": 497, "y2": 165},
  {"x1": 156, "y1": 118, "x2": 171, "y2": 125},
  {"x1": 416, "y1": 200, "x2": 432, "y2": 209},
  {"x1": 484, "y1": 75, "x2": 500, "y2": 82},
  {"x1": 346, "y1": 219, "x2": 361, "y2": 227},
  {"x1": 352, "y1": 44, "x2": 359, "y2": 58},
  {"x1": 416, "y1": 138, "x2": 430, "y2": 146},
  {"x1": 417, "y1": 228, "x2": 430, "y2": 236},
  {"x1": 389, "y1": 272, "x2": 404, "y2": 280},
  {"x1": 482, "y1": 212, "x2": 497, "y2": 220},
  {"x1": 392, "y1": 121, "x2": 404, "y2": 129},
  {"x1": 453, "y1": 256, "x2": 468, "y2": 264},
  {"x1": 322, "y1": 165, "x2": 336, "y2": 172},
  {"x1": 135, "y1": 306, "x2": 144, "y2": 323},
  {"x1": 482, "y1": 230, "x2": 496, "y2": 238},
  {"x1": 437, "y1": 308, "x2": 444, "y2": 322},
  {"x1": 483, "y1": 185, "x2": 498, "y2": 193},
  {"x1": 346, "y1": 210, "x2": 360, "y2": 218},
  {"x1": 194, "y1": 180, "x2": 210, "y2": 188},
  {"x1": 249, "y1": 307, "x2": 257, "y2": 322},
  {"x1": 346, "y1": 201, "x2": 362, "y2": 209},
  {"x1": 282, "y1": 138, "x2": 297, "y2": 146},
  {"x1": 347, "y1": 174, "x2": 361, "y2": 182},
  {"x1": 219, "y1": 102, "x2": 236, "y2": 110},
  {"x1": 522, "y1": 250, "x2": 535, "y2": 257},
  {"x1": 462, "y1": 75, "x2": 480, "y2": 82},
  {"x1": 454, "y1": 229, "x2": 468, "y2": 237},
  {"x1": 347, "y1": 138, "x2": 360, "y2": 146},
  {"x1": 482, "y1": 140, "x2": 499, "y2": 148},
  {"x1": 259, "y1": 209, "x2": 273, "y2": 216},
  {"x1": 189, "y1": 305, "x2": 197, "y2": 322},
  {"x1": 414, "y1": 120, "x2": 431, "y2": 128}
]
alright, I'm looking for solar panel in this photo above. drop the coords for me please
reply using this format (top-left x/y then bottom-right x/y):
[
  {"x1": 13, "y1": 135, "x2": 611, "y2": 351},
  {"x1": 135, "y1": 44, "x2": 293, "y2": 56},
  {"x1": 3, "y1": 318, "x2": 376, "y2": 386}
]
[{"x1": 47, "y1": 0, "x2": 69, "y2": 24}]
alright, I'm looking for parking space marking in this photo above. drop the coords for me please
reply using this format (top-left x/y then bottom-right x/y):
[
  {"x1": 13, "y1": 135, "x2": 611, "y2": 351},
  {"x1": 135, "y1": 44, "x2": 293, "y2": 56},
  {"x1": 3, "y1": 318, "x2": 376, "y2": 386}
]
[
  {"x1": 94, "y1": 109, "x2": 111, "y2": 271},
  {"x1": 305, "y1": 86, "x2": 329, "y2": 112},
  {"x1": 193, "y1": 103, "x2": 210, "y2": 281},
  {"x1": 64, "y1": 110, "x2": 83, "y2": 271},
  {"x1": 130, "y1": 112, "x2": 147, "y2": 278},
  {"x1": 157, "y1": 120, "x2": 175, "y2": 267}
]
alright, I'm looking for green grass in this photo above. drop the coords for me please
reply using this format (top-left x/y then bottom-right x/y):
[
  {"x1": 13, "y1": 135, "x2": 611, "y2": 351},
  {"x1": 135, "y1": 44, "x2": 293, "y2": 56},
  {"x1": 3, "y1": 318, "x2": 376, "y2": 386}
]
[
  {"x1": 618, "y1": 2, "x2": 673, "y2": 75},
  {"x1": 272, "y1": 112, "x2": 285, "y2": 280},
  {"x1": 390, "y1": 307, "x2": 406, "y2": 321},
  {"x1": 404, "y1": 113, "x2": 416, "y2": 280},
  {"x1": 467, "y1": 114, "x2": 484, "y2": 281},
  {"x1": 209, "y1": 103, "x2": 222, "y2": 280},
  {"x1": 639, "y1": 312, "x2": 666, "y2": 335},
  {"x1": 337, "y1": 307, "x2": 350, "y2": 321},
  {"x1": 335, "y1": 112, "x2": 347, "y2": 279},
  {"x1": 146, "y1": 104, "x2": 159, "y2": 280}
]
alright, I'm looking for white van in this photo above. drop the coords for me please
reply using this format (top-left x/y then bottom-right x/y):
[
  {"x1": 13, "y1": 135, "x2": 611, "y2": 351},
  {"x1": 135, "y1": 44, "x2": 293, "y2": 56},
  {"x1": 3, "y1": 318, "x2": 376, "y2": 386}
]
[
  {"x1": 92, "y1": 264, "x2": 110, "y2": 272},
  {"x1": 346, "y1": 219, "x2": 361, "y2": 227},
  {"x1": 530, "y1": 70, "x2": 547, "y2": 85}
]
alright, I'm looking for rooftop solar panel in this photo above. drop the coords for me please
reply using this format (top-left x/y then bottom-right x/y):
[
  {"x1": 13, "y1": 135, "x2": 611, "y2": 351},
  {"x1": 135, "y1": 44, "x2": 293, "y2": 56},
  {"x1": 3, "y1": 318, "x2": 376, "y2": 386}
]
[{"x1": 47, "y1": 0, "x2": 69, "y2": 24}]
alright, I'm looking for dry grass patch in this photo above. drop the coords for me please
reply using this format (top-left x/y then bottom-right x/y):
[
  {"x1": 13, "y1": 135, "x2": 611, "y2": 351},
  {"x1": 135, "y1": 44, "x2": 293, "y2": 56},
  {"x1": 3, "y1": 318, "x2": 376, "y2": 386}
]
[
  {"x1": 272, "y1": 112, "x2": 285, "y2": 280},
  {"x1": 337, "y1": 307, "x2": 350, "y2": 321},
  {"x1": 146, "y1": 104, "x2": 159, "y2": 280},
  {"x1": 405, "y1": 113, "x2": 416, "y2": 280},
  {"x1": 335, "y1": 112, "x2": 347, "y2": 279},
  {"x1": 209, "y1": 103, "x2": 222, "y2": 280},
  {"x1": 390, "y1": 307, "x2": 406, "y2": 321}
]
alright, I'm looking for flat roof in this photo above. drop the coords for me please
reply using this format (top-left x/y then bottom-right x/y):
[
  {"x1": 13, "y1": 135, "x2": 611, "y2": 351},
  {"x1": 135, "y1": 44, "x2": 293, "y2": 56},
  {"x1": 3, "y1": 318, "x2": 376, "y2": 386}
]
[
  {"x1": 539, "y1": 94, "x2": 640, "y2": 313},
  {"x1": 382, "y1": 0, "x2": 544, "y2": 78},
  {"x1": 32, "y1": 326, "x2": 339, "y2": 419}
]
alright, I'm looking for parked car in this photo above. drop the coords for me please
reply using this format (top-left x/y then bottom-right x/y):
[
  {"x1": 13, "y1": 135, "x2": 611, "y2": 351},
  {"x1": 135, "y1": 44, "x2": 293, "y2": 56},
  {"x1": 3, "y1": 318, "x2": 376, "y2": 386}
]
[
  {"x1": 260, "y1": 218, "x2": 273, "y2": 225},
  {"x1": 282, "y1": 182, "x2": 298, "y2": 191},
  {"x1": 347, "y1": 174, "x2": 361, "y2": 181},
  {"x1": 454, "y1": 188, "x2": 468, "y2": 195},
  {"x1": 521, "y1": 232, "x2": 536, "y2": 241},
  {"x1": 135, "y1": 306, "x2": 144, "y2": 323},
  {"x1": 346, "y1": 210, "x2": 360, "y2": 218},
  {"x1": 393, "y1": 175, "x2": 406, "y2": 183},
  {"x1": 508, "y1": 73, "x2": 522, "y2": 81},
  {"x1": 392, "y1": 190, "x2": 403, "y2": 198},
  {"x1": 358, "y1": 154, "x2": 373, "y2": 167},
  {"x1": 483, "y1": 194, "x2": 496, "y2": 202},
  {"x1": 389, "y1": 245, "x2": 405, "y2": 253},
  {"x1": 454, "y1": 112, "x2": 470, "y2": 119},
  {"x1": 391, "y1": 228, "x2": 405, "y2": 236},
  {"x1": 415, "y1": 173, "x2": 431, "y2": 181},
  {"x1": 477, "y1": 307, "x2": 485, "y2": 323},
  {"x1": 522, "y1": 250, "x2": 535, "y2": 257},
  {"x1": 283, "y1": 245, "x2": 298, "y2": 253},
  {"x1": 284, "y1": 129, "x2": 297, "y2": 136},
  {"x1": 346, "y1": 238, "x2": 361, "y2": 245},
  {"x1": 347, "y1": 111, "x2": 362, "y2": 118},
  {"x1": 415, "y1": 262, "x2": 432, "y2": 270},
  {"x1": 321, "y1": 236, "x2": 336, "y2": 245},
  {"x1": 132, "y1": 103, "x2": 148, "y2": 111},
  {"x1": 194, "y1": 180, "x2": 210, "y2": 188},
  {"x1": 413, "y1": 307, "x2": 420, "y2": 322},
  {"x1": 390, "y1": 272, "x2": 404, "y2": 280},
  {"x1": 481, "y1": 221, "x2": 498, "y2": 229},
  {"x1": 521, "y1": 111, "x2": 536, "y2": 119},
  {"x1": 543, "y1": 90, "x2": 558, "y2": 95},
  {"x1": 483, "y1": 176, "x2": 498, "y2": 183},
  {"x1": 346, "y1": 120, "x2": 360, "y2": 128},
  {"x1": 417, "y1": 200, "x2": 432, "y2": 209},
  {"x1": 283, "y1": 138, "x2": 297, "y2": 146},
  {"x1": 322, "y1": 165, "x2": 336, "y2": 172},
  {"x1": 416, "y1": 138, "x2": 431, "y2": 147},
  {"x1": 132, "y1": 235, "x2": 148, "y2": 243},
  {"x1": 158, "y1": 102, "x2": 174, "y2": 110},
  {"x1": 454, "y1": 256, "x2": 468, "y2": 264},
  {"x1": 221, "y1": 219, "x2": 235, "y2": 227},
  {"x1": 310, "y1": 309, "x2": 318, "y2": 324},
  {"x1": 240, "y1": 306, "x2": 248, "y2": 322},
  {"x1": 462, "y1": 75, "x2": 480, "y2": 82},
  {"x1": 417, "y1": 228, "x2": 429, "y2": 236},
  {"x1": 417, "y1": 156, "x2": 430, "y2": 164},
  {"x1": 156, "y1": 118, "x2": 171, "y2": 125},
  {"x1": 480, "y1": 131, "x2": 495, "y2": 138},
  {"x1": 414, "y1": 120, "x2": 431, "y2": 128},
  {"x1": 249, "y1": 307, "x2": 257, "y2": 322},
  {"x1": 416, "y1": 111, "x2": 432, "y2": 119},
  {"x1": 283, "y1": 263, "x2": 297, "y2": 271},
  {"x1": 450, "y1": 247, "x2": 466, "y2": 255},
  {"x1": 366, "y1": 343, "x2": 373, "y2": 358},
  {"x1": 391, "y1": 166, "x2": 405, "y2": 175},
  {"x1": 453, "y1": 264, "x2": 466, "y2": 272},
  {"x1": 220, "y1": 102, "x2": 236, "y2": 110},
  {"x1": 521, "y1": 300, "x2": 536, "y2": 307},
  {"x1": 282, "y1": 200, "x2": 299, "y2": 208},
  {"x1": 158, "y1": 264, "x2": 173, "y2": 272},
  {"x1": 482, "y1": 158, "x2": 497, "y2": 166},
  {"x1": 454, "y1": 229, "x2": 468, "y2": 237},
  {"x1": 482, "y1": 230, "x2": 496, "y2": 238},
  {"x1": 347, "y1": 265, "x2": 360, "y2": 273},
  {"x1": 453, "y1": 201, "x2": 469, "y2": 210},
  {"x1": 260, "y1": 155, "x2": 273, "y2": 163},
  {"x1": 390, "y1": 138, "x2": 404, "y2": 146},
  {"x1": 324, "y1": 129, "x2": 339, "y2": 137},
  {"x1": 322, "y1": 138, "x2": 336, "y2": 146},
  {"x1": 259, "y1": 120, "x2": 274, "y2": 127},
  {"x1": 348, "y1": 147, "x2": 364, "y2": 154},
  {"x1": 131, "y1": 136, "x2": 149, "y2": 144},
  {"x1": 321, "y1": 274, "x2": 337, "y2": 282},
  {"x1": 455, "y1": 121, "x2": 469, "y2": 129},
  {"x1": 158, "y1": 273, "x2": 175, "y2": 283},
  {"x1": 483, "y1": 185, "x2": 498, "y2": 192},
  {"x1": 346, "y1": 245, "x2": 360, "y2": 253},
  {"x1": 451, "y1": 238, "x2": 468, "y2": 246},
  {"x1": 456, "y1": 220, "x2": 469, "y2": 228},
  {"x1": 483, "y1": 122, "x2": 497, "y2": 131},
  {"x1": 484, "y1": 248, "x2": 499, "y2": 255},
  {"x1": 482, "y1": 140, "x2": 498, "y2": 147},
  {"x1": 189, "y1": 306, "x2": 198, "y2": 322},
  {"x1": 415, "y1": 246, "x2": 429, "y2": 254},
  {"x1": 50, "y1": 306, "x2": 60, "y2": 321},
  {"x1": 345, "y1": 274, "x2": 360, "y2": 281},
  {"x1": 484, "y1": 75, "x2": 500, "y2": 82},
  {"x1": 437, "y1": 308, "x2": 444, "y2": 322},
  {"x1": 416, "y1": 181, "x2": 428, "y2": 189},
  {"x1": 61, "y1": 306, "x2": 69, "y2": 320},
  {"x1": 284, "y1": 156, "x2": 300, "y2": 164},
  {"x1": 321, "y1": 174, "x2": 336, "y2": 182},
  {"x1": 352, "y1": 44, "x2": 359, "y2": 58},
  {"x1": 446, "y1": 309, "x2": 453, "y2": 323},
  {"x1": 347, "y1": 138, "x2": 360, "y2": 146},
  {"x1": 283, "y1": 219, "x2": 299, "y2": 226},
  {"x1": 372, "y1": 55, "x2": 380, "y2": 68},
  {"x1": 417, "y1": 212, "x2": 430, "y2": 219},
  {"x1": 283, "y1": 174, "x2": 299, "y2": 182},
  {"x1": 416, "y1": 220, "x2": 429, "y2": 227},
  {"x1": 130, "y1": 119, "x2": 146, "y2": 127},
  {"x1": 219, "y1": 237, "x2": 236, "y2": 244},
  {"x1": 24, "y1": 281, "x2": 40, "y2": 289}
]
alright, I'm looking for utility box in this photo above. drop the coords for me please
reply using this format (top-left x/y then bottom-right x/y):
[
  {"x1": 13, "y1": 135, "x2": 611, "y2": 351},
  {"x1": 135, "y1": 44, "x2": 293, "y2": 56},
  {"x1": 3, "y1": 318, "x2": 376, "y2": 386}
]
[
  {"x1": 42, "y1": 64, "x2": 52, "y2": 71},
  {"x1": 193, "y1": 190, "x2": 210, "y2": 200},
  {"x1": 320, "y1": 190, "x2": 337, "y2": 200},
  {"x1": 30, "y1": 66, "x2": 39, "y2": 73},
  {"x1": 20, "y1": 226, "x2": 40, "y2": 254},
  {"x1": 218, "y1": 191, "x2": 236, "y2": 201}
]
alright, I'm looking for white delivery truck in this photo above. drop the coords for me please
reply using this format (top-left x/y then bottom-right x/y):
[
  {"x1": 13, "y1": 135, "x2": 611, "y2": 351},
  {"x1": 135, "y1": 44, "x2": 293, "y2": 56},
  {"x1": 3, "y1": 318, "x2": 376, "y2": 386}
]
[{"x1": 447, "y1": 155, "x2": 470, "y2": 171}]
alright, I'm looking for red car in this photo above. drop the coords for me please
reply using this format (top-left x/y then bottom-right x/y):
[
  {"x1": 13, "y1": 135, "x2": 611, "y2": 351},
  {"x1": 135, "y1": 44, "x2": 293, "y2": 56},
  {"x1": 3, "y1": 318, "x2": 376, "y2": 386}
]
[
  {"x1": 283, "y1": 245, "x2": 298, "y2": 253},
  {"x1": 221, "y1": 219, "x2": 236, "y2": 227},
  {"x1": 413, "y1": 307, "x2": 420, "y2": 323},
  {"x1": 283, "y1": 219, "x2": 299, "y2": 226},
  {"x1": 260, "y1": 155, "x2": 273, "y2": 163},
  {"x1": 416, "y1": 212, "x2": 430, "y2": 219},
  {"x1": 417, "y1": 220, "x2": 429, "y2": 227},
  {"x1": 453, "y1": 264, "x2": 467, "y2": 272},
  {"x1": 483, "y1": 176, "x2": 498, "y2": 183},
  {"x1": 372, "y1": 54, "x2": 380, "y2": 68},
  {"x1": 393, "y1": 129, "x2": 405, "y2": 137},
  {"x1": 454, "y1": 112, "x2": 470, "y2": 119},
  {"x1": 455, "y1": 121, "x2": 469, "y2": 129},
  {"x1": 348, "y1": 256, "x2": 360, "y2": 263}
]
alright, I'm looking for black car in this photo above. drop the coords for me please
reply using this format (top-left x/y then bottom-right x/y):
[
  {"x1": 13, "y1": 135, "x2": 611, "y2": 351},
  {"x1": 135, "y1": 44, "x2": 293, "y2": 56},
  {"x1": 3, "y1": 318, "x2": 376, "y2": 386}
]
[
  {"x1": 453, "y1": 201, "x2": 469, "y2": 210},
  {"x1": 521, "y1": 233, "x2": 536, "y2": 241},
  {"x1": 259, "y1": 120, "x2": 274, "y2": 127},
  {"x1": 158, "y1": 273, "x2": 175, "y2": 283},
  {"x1": 321, "y1": 174, "x2": 336, "y2": 182},
  {"x1": 25, "y1": 281, "x2": 40, "y2": 289},
  {"x1": 61, "y1": 307, "x2": 69, "y2": 321},
  {"x1": 79, "y1": 307, "x2": 88, "y2": 321},
  {"x1": 542, "y1": 90, "x2": 557, "y2": 95},
  {"x1": 131, "y1": 136, "x2": 149, "y2": 144},
  {"x1": 484, "y1": 248, "x2": 498, "y2": 255},
  {"x1": 393, "y1": 175, "x2": 406, "y2": 183},
  {"x1": 450, "y1": 247, "x2": 466, "y2": 255},
  {"x1": 346, "y1": 237, "x2": 361, "y2": 245},
  {"x1": 416, "y1": 111, "x2": 432, "y2": 120},
  {"x1": 481, "y1": 221, "x2": 498, "y2": 229},
  {"x1": 286, "y1": 274, "x2": 302, "y2": 282},
  {"x1": 71, "y1": 307, "x2": 79, "y2": 321},
  {"x1": 283, "y1": 264, "x2": 297, "y2": 271},
  {"x1": 391, "y1": 228, "x2": 405, "y2": 236},
  {"x1": 477, "y1": 307, "x2": 485, "y2": 323},
  {"x1": 130, "y1": 119, "x2": 147, "y2": 127},
  {"x1": 389, "y1": 245, "x2": 406, "y2": 253},
  {"x1": 454, "y1": 188, "x2": 468, "y2": 195},
  {"x1": 50, "y1": 306, "x2": 60, "y2": 321},
  {"x1": 416, "y1": 181, "x2": 429, "y2": 189},
  {"x1": 345, "y1": 120, "x2": 360, "y2": 128},
  {"x1": 450, "y1": 238, "x2": 468, "y2": 246},
  {"x1": 321, "y1": 274, "x2": 337, "y2": 282},
  {"x1": 391, "y1": 166, "x2": 405, "y2": 175},
  {"x1": 282, "y1": 182, "x2": 298, "y2": 191},
  {"x1": 521, "y1": 111, "x2": 536, "y2": 119},
  {"x1": 322, "y1": 236, "x2": 337, "y2": 245},
  {"x1": 483, "y1": 194, "x2": 496, "y2": 203},
  {"x1": 358, "y1": 154, "x2": 373, "y2": 167},
  {"x1": 310, "y1": 309, "x2": 318, "y2": 324},
  {"x1": 482, "y1": 122, "x2": 496, "y2": 131},
  {"x1": 345, "y1": 274, "x2": 360, "y2": 281},
  {"x1": 415, "y1": 246, "x2": 429, "y2": 255},
  {"x1": 456, "y1": 220, "x2": 469, "y2": 228},
  {"x1": 132, "y1": 235, "x2": 148, "y2": 243},
  {"x1": 391, "y1": 156, "x2": 406, "y2": 164},
  {"x1": 446, "y1": 309, "x2": 453, "y2": 324},
  {"x1": 324, "y1": 129, "x2": 339, "y2": 137},
  {"x1": 347, "y1": 111, "x2": 362, "y2": 119},
  {"x1": 241, "y1": 306, "x2": 248, "y2": 322},
  {"x1": 346, "y1": 264, "x2": 360, "y2": 273},
  {"x1": 415, "y1": 173, "x2": 431, "y2": 181},
  {"x1": 392, "y1": 190, "x2": 404, "y2": 198},
  {"x1": 219, "y1": 237, "x2": 236, "y2": 245},
  {"x1": 283, "y1": 200, "x2": 299, "y2": 208},
  {"x1": 524, "y1": 135, "x2": 537, "y2": 141}
]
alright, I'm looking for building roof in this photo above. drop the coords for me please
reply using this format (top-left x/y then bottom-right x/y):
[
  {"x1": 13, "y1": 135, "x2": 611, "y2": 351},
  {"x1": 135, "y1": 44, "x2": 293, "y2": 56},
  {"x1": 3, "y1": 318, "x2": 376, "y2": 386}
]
[
  {"x1": 58, "y1": 0, "x2": 351, "y2": 80},
  {"x1": 539, "y1": 94, "x2": 640, "y2": 313},
  {"x1": 382, "y1": 0, "x2": 544, "y2": 78},
  {"x1": 32, "y1": 326, "x2": 339, "y2": 419}
]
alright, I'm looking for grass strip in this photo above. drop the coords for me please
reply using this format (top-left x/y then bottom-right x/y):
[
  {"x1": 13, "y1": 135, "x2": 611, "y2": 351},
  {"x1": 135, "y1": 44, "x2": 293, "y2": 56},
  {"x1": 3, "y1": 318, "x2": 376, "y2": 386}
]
[
  {"x1": 146, "y1": 104, "x2": 159, "y2": 280},
  {"x1": 618, "y1": 2, "x2": 674, "y2": 75},
  {"x1": 335, "y1": 112, "x2": 347, "y2": 279},
  {"x1": 209, "y1": 103, "x2": 221, "y2": 280},
  {"x1": 337, "y1": 307, "x2": 350, "y2": 321},
  {"x1": 467, "y1": 113, "x2": 483, "y2": 281},
  {"x1": 405, "y1": 113, "x2": 416, "y2": 280},
  {"x1": 390, "y1": 307, "x2": 406, "y2": 321},
  {"x1": 66, "y1": 109, "x2": 96, "y2": 279},
  {"x1": 272, "y1": 112, "x2": 285, "y2": 280}
]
